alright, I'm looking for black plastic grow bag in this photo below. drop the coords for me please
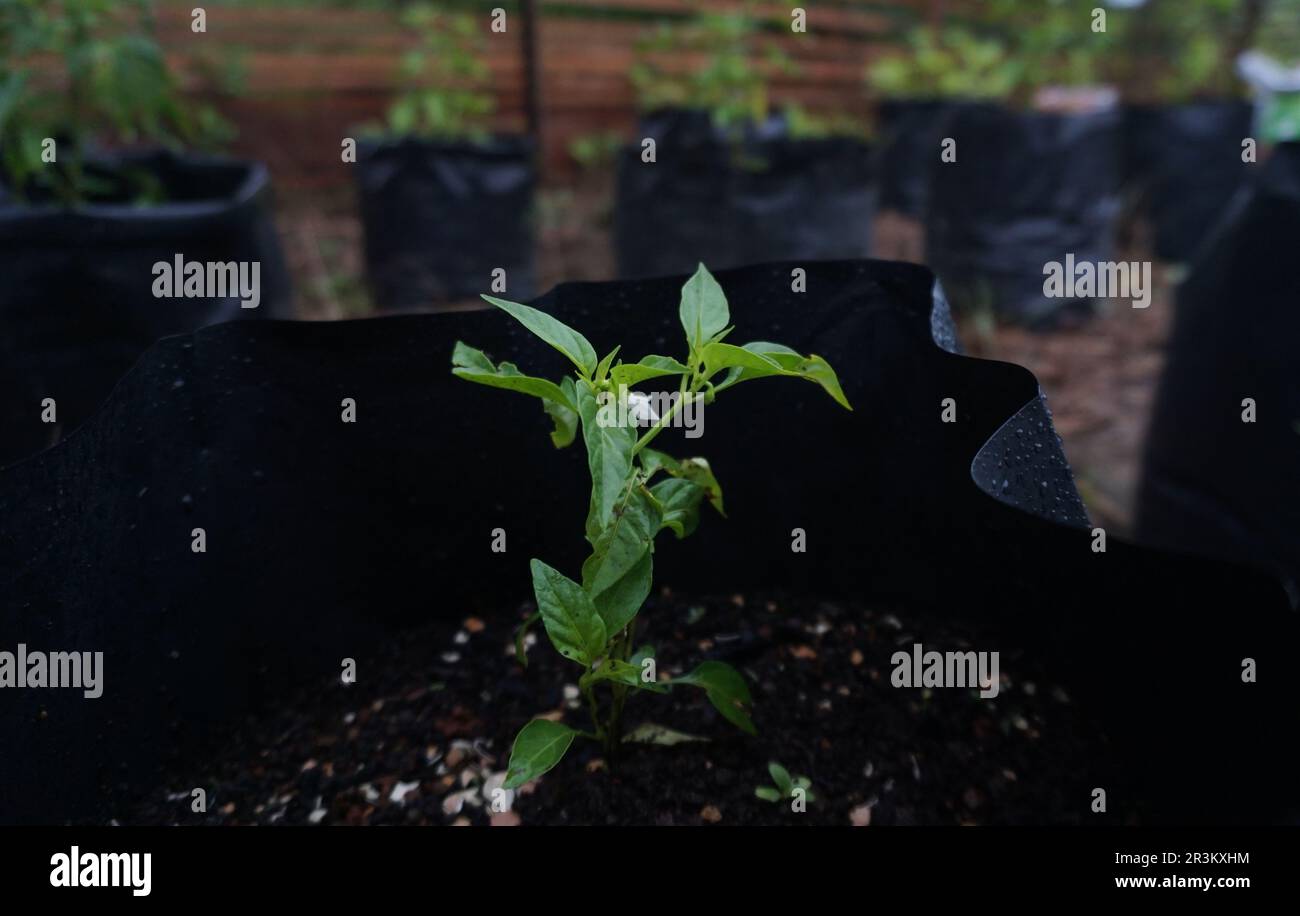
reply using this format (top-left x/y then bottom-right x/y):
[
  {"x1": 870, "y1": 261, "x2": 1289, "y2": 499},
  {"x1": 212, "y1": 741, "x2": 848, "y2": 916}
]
[
  {"x1": 0, "y1": 260, "x2": 1294, "y2": 825},
  {"x1": 615, "y1": 110, "x2": 874, "y2": 278},
  {"x1": 926, "y1": 104, "x2": 1122, "y2": 326},
  {"x1": 0, "y1": 149, "x2": 292, "y2": 470},
  {"x1": 1124, "y1": 101, "x2": 1254, "y2": 263},
  {"x1": 1138, "y1": 142, "x2": 1300, "y2": 603},
  {"x1": 876, "y1": 98, "x2": 961, "y2": 218},
  {"x1": 355, "y1": 136, "x2": 537, "y2": 310}
]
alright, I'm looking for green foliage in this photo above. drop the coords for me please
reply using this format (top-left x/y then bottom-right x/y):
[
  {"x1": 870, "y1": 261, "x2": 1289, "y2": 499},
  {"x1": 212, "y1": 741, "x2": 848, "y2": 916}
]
[
  {"x1": 453, "y1": 263, "x2": 851, "y2": 787},
  {"x1": 504, "y1": 719, "x2": 578, "y2": 789},
  {"x1": 985, "y1": 0, "x2": 1121, "y2": 94},
  {"x1": 1255, "y1": 0, "x2": 1300, "y2": 65},
  {"x1": 869, "y1": 25, "x2": 1019, "y2": 100},
  {"x1": 0, "y1": 0, "x2": 233, "y2": 205},
  {"x1": 567, "y1": 130, "x2": 625, "y2": 171},
  {"x1": 1109, "y1": 0, "x2": 1259, "y2": 101},
  {"x1": 869, "y1": 1, "x2": 1127, "y2": 103},
  {"x1": 674, "y1": 660, "x2": 755, "y2": 735},
  {"x1": 754, "y1": 761, "x2": 815, "y2": 803},
  {"x1": 381, "y1": 4, "x2": 495, "y2": 141},
  {"x1": 629, "y1": 3, "x2": 858, "y2": 140}
]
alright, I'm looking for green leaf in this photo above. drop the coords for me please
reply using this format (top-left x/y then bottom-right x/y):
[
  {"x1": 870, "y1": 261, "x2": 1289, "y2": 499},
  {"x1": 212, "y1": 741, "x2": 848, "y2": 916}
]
[
  {"x1": 481, "y1": 295, "x2": 598, "y2": 376},
  {"x1": 576, "y1": 384, "x2": 636, "y2": 543},
  {"x1": 768, "y1": 762, "x2": 794, "y2": 796},
  {"x1": 592, "y1": 551, "x2": 652, "y2": 637},
  {"x1": 641, "y1": 450, "x2": 724, "y2": 517},
  {"x1": 623, "y1": 722, "x2": 709, "y2": 746},
  {"x1": 700, "y1": 341, "x2": 781, "y2": 378},
  {"x1": 0, "y1": 72, "x2": 26, "y2": 133},
  {"x1": 719, "y1": 341, "x2": 800, "y2": 383},
  {"x1": 755, "y1": 786, "x2": 782, "y2": 802},
  {"x1": 609, "y1": 355, "x2": 691, "y2": 389},
  {"x1": 795, "y1": 355, "x2": 852, "y2": 411},
  {"x1": 585, "y1": 657, "x2": 668, "y2": 693},
  {"x1": 451, "y1": 341, "x2": 575, "y2": 407},
  {"x1": 542, "y1": 376, "x2": 579, "y2": 448},
  {"x1": 390, "y1": 97, "x2": 417, "y2": 134},
  {"x1": 529, "y1": 559, "x2": 607, "y2": 666},
  {"x1": 452, "y1": 342, "x2": 580, "y2": 448},
  {"x1": 720, "y1": 342, "x2": 853, "y2": 410},
  {"x1": 514, "y1": 611, "x2": 541, "y2": 668},
  {"x1": 595, "y1": 346, "x2": 621, "y2": 384},
  {"x1": 679, "y1": 263, "x2": 730, "y2": 352},
  {"x1": 675, "y1": 660, "x2": 756, "y2": 735},
  {"x1": 581, "y1": 486, "x2": 660, "y2": 633},
  {"x1": 677, "y1": 457, "x2": 724, "y2": 517},
  {"x1": 650, "y1": 477, "x2": 704, "y2": 538},
  {"x1": 638, "y1": 447, "x2": 681, "y2": 481},
  {"x1": 504, "y1": 719, "x2": 578, "y2": 789}
]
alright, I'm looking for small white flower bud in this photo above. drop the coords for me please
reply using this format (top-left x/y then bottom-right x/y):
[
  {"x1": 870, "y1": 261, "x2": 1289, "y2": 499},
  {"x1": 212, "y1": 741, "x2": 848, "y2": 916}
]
[{"x1": 626, "y1": 391, "x2": 659, "y2": 424}]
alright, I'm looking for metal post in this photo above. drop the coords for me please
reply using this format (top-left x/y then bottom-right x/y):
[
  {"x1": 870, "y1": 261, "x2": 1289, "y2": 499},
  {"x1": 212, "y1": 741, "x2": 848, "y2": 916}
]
[{"x1": 520, "y1": 0, "x2": 542, "y2": 143}]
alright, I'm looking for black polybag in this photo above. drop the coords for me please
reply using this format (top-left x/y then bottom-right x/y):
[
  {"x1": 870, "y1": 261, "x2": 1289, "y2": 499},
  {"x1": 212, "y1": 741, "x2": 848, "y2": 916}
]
[
  {"x1": 1138, "y1": 142, "x2": 1300, "y2": 602},
  {"x1": 0, "y1": 149, "x2": 292, "y2": 470},
  {"x1": 876, "y1": 98, "x2": 959, "y2": 217},
  {"x1": 1128, "y1": 100, "x2": 1254, "y2": 262},
  {"x1": 615, "y1": 109, "x2": 874, "y2": 278},
  {"x1": 355, "y1": 136, "x2": 537, "y2": 309},
  {"x1": 1, "y1": 260, "x2": 1294, "y2": 825},
  {"x1": 926, "y1": 104, "x2": 1122, "y2": 326}
]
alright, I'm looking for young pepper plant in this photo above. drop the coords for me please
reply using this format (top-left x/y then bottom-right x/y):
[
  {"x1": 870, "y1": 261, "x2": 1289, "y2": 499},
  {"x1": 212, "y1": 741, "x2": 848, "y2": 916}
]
[{"x1": 451, "y1": 264, "x2": 851, "y2": 789}]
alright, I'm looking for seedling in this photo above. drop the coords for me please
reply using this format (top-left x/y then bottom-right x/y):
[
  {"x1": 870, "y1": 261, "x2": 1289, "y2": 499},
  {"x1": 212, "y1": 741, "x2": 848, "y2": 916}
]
[
  {"x1": 870, "y1": 2, "x2": 1127, "y2": 107},
  {"x1": 568, "y1": 131, "x2": 624, "y2": 172},
  {"x1": 379, "y1": 5, "x2": 495, "y2": 142},
  {"x1": 1109, "y1": 0, "x2": 1254, "y2": 102},
  {"x1": 0, "y1": 0, "x2": 232, "y2": 205},
  {"x1": 451, "y1": 264, "x2": 851, "y2": 788},
  {"x1": 629, "y1": 4, "x2": 862, "y2": 143},
  {"x1": 868, "y1": 25, "x2": 1019, "y2": 101},
  {"x1": 755, "y1": 761, "x2": 815, "y2": 804}
]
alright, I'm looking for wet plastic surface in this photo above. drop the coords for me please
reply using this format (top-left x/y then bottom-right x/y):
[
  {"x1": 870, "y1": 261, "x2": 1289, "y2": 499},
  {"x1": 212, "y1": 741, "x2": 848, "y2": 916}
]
[
  {"x1": 876, "y1": 98, "x2": 959, "y2": 218},
  {"x1": 926, "y1": 104, "x2": 1122, "y2": 326},
  {"x1": 355, "y1": 136, "x2": 537, "y2": 310},
  {"x1": 615, "y1": 110, "x2": 874, "y2": 279},
  {"x1": 1125, "y1": 101, "x2": 1254, "y2": 263},
  {"x1": 0, "y1": 260, "x2": 1293, "y2": 825},
  {"x1": 0, "y1": 150, "x2": 292, "y2": 470},
  {"x1": 1139, "y1": 142, "x2": 1300, "y2": 603}
]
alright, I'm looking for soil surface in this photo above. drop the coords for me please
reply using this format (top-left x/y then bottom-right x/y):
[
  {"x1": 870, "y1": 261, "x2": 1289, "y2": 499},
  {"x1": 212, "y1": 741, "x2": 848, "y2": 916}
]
[{"x1": 107, "y1": 590, "x2": 1120, "y2": 826}]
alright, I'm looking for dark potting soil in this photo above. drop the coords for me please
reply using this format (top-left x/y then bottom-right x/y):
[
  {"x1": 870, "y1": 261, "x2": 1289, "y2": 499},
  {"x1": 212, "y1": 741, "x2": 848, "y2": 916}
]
[{"x1": 104, "y1": 591, "x2": 1121, "y2": 827}]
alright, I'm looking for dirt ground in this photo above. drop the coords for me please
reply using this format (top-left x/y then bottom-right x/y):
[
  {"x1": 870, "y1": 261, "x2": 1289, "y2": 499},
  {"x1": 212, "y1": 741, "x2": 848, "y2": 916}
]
[
  {"x1": 108, "y1": 589, "x2": 1119, "y2": 826},
  {"x1": 275, "y1": 186, "x2": 1171, "y2": 534}
]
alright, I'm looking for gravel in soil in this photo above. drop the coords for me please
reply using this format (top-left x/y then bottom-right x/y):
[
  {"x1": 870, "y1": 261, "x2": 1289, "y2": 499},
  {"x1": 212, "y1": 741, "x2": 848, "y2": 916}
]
[{"x1": 109, "y1": 590, "x2": 1120, "y2": 826}]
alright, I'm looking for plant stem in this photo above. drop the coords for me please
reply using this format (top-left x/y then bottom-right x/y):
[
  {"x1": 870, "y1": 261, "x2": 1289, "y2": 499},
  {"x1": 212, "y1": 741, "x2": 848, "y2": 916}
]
[{"x1": 582, "y1": 682, "x2": 606, "y2": 749}]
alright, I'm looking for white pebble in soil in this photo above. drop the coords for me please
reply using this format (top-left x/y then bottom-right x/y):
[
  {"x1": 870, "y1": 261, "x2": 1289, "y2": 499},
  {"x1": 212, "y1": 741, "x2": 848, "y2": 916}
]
[{"x1": 390, "y1": 781, "x2": 421, "y2": 805}]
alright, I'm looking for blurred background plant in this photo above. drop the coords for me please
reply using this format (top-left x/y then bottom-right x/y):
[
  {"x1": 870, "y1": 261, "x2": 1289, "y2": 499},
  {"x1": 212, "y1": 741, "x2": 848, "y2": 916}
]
[
  {"x1": 869, "y1": 0, "x2": 1125, "y2": 105},
  {"x1": 987, "y1": 0, "x2": 1124, "y2": 96},
  {"x1": 630, "y1": 7, "x2": 783, "y2": 132},
  {"x1": 1255, "y1": 0, "x2": 1300, "y2": 63},
  {"x1": 374, "y1": 3, "x2": 495, "y2": 141},
  {"x1": 868, "y1": 25, "x2": 1018, "y2": 101},
  {"x1": 0, "y1": 0, "x2": 234, "y2": 205},
  {"x1": 567, "y1": 129, "x2": 624, "y2": 173},
  {"x1": 1109, "y1": 0, "x2": 1269, "y2": 101},
  {"x1": 629, "y1": 1, "x2": 862, "y2": 140}
]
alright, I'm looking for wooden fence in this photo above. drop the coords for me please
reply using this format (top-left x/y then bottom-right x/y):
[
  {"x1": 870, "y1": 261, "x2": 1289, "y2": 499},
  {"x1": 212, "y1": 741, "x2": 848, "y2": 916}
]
[{"x1": 158, "y1": 1, "x2": 949, "y2": 189}]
